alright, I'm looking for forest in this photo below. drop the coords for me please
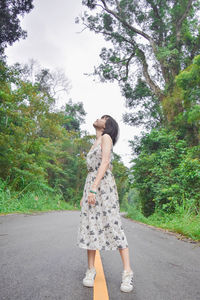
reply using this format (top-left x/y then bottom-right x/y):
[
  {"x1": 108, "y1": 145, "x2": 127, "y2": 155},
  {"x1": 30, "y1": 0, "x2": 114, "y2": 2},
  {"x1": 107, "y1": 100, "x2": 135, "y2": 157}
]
[{"x1": 0, "y1": 0, "x2": 199, "y2": 241}]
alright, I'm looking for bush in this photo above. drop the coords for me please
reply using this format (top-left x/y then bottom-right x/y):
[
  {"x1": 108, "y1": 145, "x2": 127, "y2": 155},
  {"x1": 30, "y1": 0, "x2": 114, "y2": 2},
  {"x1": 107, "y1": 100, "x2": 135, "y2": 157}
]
[{"x1": 130, "y1": 128, "x2": 200, "y2": 217}]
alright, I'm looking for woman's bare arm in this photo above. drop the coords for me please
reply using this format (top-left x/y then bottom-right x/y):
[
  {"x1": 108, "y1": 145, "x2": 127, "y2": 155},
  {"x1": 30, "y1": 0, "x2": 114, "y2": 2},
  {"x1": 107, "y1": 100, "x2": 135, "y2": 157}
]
[
  {"x1": 90, "y1": 134, "x2": 112, "y2": 190},
  {"x1": 80, "y1": 196, "x2": 83, "y2": 207}
]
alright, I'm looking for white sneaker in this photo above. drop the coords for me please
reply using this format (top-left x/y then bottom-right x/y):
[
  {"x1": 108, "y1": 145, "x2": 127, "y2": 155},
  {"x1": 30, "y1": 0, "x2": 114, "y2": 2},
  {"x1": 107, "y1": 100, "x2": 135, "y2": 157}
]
[
  {"x1": 120, "y1": 269, "x2": 134, "y2": 293},
  {"x1": 82, "y1": 267, "x2": 96, "y2": 287}
]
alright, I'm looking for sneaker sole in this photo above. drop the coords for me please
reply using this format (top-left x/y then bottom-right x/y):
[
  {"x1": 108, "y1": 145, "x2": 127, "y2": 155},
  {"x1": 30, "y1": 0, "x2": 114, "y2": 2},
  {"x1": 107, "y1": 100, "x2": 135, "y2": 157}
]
[{"x1": 120, "y1": 286, "x2": 133, "y2": 293}]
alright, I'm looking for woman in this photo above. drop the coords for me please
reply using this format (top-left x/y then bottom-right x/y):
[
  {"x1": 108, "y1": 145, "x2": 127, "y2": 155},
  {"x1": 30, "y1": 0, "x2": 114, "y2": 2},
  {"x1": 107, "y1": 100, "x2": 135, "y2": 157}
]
[{"x1": 77, "y1": 115, "x2": 134, "y2": 293}]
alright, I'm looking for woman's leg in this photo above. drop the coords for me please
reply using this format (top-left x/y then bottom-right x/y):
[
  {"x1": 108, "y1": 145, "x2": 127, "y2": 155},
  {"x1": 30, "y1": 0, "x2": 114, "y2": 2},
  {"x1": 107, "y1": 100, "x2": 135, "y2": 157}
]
[
  {"x1": 118, "y1": 247, "x2": 132, "y2": 272},
  {"x1": 87, "y1": 250, "x2": 96, "y2": 269}
]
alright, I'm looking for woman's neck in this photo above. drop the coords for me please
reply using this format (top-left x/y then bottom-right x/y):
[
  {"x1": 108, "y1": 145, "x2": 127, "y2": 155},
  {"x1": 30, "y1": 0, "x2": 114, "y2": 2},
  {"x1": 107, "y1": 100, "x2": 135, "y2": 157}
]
[{"x1": 95, "y1": 129, "x2": 103, "y2": 140}]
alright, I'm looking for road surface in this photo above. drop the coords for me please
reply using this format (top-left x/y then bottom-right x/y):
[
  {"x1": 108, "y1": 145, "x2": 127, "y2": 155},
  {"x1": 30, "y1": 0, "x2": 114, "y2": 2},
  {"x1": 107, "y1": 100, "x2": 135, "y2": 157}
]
[{"x1": 0, "y1": 210, "x2": 200, "y2": 300}]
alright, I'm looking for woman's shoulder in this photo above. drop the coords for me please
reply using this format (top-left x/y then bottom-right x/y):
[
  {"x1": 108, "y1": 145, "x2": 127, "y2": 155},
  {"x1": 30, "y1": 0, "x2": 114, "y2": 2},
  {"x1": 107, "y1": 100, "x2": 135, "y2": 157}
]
[
  {"x1": 101, "y1": 134, "x2": 113, "y2": 149},
  {"x1": 102, "y1": 133, "x2": 113, "y2": 143}
]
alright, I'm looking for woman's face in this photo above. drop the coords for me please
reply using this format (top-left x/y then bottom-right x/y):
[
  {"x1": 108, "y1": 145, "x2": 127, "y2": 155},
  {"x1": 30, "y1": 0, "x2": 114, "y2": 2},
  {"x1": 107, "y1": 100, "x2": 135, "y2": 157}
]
[{"x1": 94, "y1": 116, "x2": 108, "y2": 129}]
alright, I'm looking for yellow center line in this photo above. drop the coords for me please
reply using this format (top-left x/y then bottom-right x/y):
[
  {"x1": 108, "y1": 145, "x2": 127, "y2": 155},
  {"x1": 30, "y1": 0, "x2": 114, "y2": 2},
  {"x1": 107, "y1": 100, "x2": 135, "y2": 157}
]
[{"x1": 94, "y1": 250, "x2": 109, "y2": 300}]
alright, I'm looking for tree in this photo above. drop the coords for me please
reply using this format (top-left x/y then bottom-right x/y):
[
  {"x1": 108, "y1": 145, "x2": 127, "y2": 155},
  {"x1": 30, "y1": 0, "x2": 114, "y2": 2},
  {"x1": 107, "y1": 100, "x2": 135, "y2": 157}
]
[
  {"x1": 112, "y1": 152, "x2": 130, "y2": 206},
  {"x1": 62, "y1": 99, "x2": 87, "y2": 132},
  {"x1": 0, "y1": 0, "x2": 34, "y2": 55},
  {"x1": 130, "y1": 128, "x2": 200, "y2": 216},
  {"x1": 12, "y1": 59, "x2": 71, "y2": 109},
  {"x1": 78, "y1": 0, "x2": 200, "y2": 129},
  {"x1": 0, "y1": 61, "x2": 88, "y2": 201},
  {"x1": 162, "y1": 54, "x2": 200, "y2": 145}
]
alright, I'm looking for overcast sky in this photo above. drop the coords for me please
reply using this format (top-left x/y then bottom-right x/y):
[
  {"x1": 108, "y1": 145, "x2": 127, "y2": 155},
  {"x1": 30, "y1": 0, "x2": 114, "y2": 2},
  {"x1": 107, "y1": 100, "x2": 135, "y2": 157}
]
[{"x1": 5, "y1": 0, "x2": 146, "y2": 168}]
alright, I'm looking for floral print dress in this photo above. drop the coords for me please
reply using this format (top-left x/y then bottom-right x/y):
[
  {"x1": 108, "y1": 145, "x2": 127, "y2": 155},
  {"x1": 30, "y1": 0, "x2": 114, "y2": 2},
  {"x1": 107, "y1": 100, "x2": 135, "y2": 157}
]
[{"x1": 76, "y1": 142, "x2": 129, "y2": 250}]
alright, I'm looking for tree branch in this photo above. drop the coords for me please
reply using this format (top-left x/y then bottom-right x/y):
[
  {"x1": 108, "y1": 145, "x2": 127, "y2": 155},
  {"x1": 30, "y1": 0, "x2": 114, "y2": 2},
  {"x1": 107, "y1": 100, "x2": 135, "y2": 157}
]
[
  {"x1": 145, "y1": 0, "x2": 165, "y2": 44},
  {"x1": 176, "y1": 0, "x2": 193, "y2": 43},
  {"x1": 82, "y1": 20, "x2": 136, "y2": 47},
  {"x1": 124, "y1": 52, "x2": 135, "y2": 80},
  {"x1": 136, "y1": 47, "x2": 164, "y2": 100},
  {"x1": 100, "y1": 0, "x2": 158, "y2": 54},
  {"x1": 116, "y1": 52, "x2": 135, "y2": 82}
]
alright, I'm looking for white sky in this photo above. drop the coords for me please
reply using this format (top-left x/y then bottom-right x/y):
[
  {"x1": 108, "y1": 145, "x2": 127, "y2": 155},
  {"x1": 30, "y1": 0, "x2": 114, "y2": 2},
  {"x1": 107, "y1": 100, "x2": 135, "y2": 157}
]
[{"x1": 5, "y1": 0, "x2": 146, "y2": 168}]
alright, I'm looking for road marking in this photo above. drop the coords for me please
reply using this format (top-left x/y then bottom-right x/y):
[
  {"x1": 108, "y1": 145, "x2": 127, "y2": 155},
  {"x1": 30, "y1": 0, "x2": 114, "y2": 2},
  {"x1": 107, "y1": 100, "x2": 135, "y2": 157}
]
[{"x1": 94, "y1": 250, "x2": 109, "y2": 300}]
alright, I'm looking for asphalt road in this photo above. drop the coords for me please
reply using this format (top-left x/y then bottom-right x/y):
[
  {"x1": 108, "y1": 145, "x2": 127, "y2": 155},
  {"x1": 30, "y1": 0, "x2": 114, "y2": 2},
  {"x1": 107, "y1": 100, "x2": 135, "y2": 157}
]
[{"x1": 0, "y1": 210, "x2": 200, "y2": 300}]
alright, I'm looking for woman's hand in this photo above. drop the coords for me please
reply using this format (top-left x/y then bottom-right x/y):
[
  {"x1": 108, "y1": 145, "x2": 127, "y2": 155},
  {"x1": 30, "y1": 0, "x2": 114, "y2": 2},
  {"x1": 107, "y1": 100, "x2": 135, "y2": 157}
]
[
  {"x1": 80, "y1": 197, "x2": 83, "y2": 207},
  {"x1": 88, "y1": 188, "x2": 97, "y2": 205}
]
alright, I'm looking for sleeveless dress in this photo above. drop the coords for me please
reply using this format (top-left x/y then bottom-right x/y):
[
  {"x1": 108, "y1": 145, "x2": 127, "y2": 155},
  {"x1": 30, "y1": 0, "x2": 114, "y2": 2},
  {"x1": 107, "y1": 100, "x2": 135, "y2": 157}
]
[{"x1": 76, "y1": 141, "x2": 129, "y2": 250}]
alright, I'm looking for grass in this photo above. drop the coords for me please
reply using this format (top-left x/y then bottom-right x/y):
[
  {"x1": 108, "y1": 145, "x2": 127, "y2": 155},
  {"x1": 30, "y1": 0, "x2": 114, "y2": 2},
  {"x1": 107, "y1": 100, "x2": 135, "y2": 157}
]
[
  {"x1": 0, "y1": 189, "x2": 78, "y2": 215},
  {"x1": 123, "y1": 203, "x2": 200, "y2": 242},
  {"x1": 1, "y1": 188, "x2": 199, "y2": 243}
]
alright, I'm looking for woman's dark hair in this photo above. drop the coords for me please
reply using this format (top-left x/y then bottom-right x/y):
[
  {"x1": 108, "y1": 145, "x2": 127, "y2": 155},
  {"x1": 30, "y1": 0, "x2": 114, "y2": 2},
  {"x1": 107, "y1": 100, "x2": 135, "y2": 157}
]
[{"x1": 101, "y1": 115, "x2": 119, "y2": 146}]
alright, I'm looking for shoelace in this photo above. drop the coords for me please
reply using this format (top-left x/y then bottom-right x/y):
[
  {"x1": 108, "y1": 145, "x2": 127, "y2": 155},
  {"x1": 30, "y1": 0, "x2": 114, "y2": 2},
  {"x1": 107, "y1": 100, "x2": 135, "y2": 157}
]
[
  {"x1": 85, "y1": 268, "x2": 96, "y2": 280},
  {"x1": 121, "y1": 271, "x2": 134, "y2": 286}
]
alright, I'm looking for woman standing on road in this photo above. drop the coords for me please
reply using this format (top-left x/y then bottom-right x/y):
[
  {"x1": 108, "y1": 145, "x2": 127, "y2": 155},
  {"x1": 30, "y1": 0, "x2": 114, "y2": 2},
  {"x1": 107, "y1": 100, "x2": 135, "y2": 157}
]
[{"x1": 77, "y1": 115, "x2": 134, "y2": 293}]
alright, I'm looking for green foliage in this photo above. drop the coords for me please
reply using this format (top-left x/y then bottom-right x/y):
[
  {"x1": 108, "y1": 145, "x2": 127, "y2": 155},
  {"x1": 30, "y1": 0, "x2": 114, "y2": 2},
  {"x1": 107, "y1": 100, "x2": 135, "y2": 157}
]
[
  {"x1": 122, "y1": 78, "x2": 164, "y2": 129},
  {"x1": 125, "y1": 202, "x2": 200, "y2": 241},
  {"x1": 112, "y1": 152, "x2": 130, "y2": 205},
  {"x1": 156, "y1": 46, "x2": 180, "y2": 67},
  {"x1": 176, "y1": 54, "x2": 200, "y2": 104},
  {"x1": 162, "y1": 54, "x2": 200, "y2": 145},
  {"x1": 0, "y1": 0, "x2": 34, "y2": 55},
  {"x1": 0, "y1": 61, "x2": 88, "y2": 206},
  {"x1": 0, "y1": 178, "x2": 75, "y2": 213},
  {"x1": 130, "y1": 128, "x2": 200, "y2": 217},
  {"x1": 63, "y1": 98, "x2": 86, "y2": 131},
  {"x1": 103, "y1": 13, "x2": 113, "y2": 32}
]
